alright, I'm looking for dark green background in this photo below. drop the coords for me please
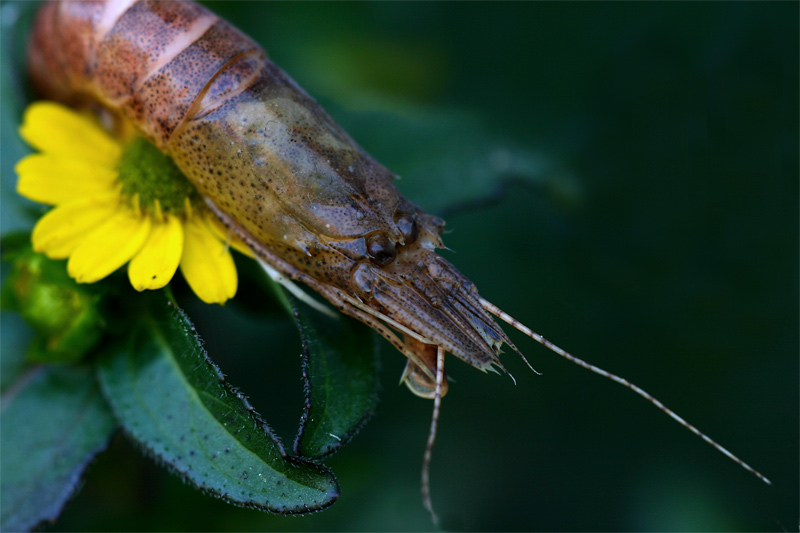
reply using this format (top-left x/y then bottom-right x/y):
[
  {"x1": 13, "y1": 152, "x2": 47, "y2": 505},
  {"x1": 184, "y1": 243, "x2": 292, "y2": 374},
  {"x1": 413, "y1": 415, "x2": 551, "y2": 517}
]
[{"x1": 2, "y1": 2, "x2": 796, "y2": 531}]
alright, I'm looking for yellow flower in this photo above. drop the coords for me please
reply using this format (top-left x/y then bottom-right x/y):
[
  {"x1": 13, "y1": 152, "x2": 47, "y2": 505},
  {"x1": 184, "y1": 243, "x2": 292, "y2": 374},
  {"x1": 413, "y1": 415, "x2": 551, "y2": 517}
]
[{"x1": 15, "y1": 102, "x2": 253, "y2": 305}]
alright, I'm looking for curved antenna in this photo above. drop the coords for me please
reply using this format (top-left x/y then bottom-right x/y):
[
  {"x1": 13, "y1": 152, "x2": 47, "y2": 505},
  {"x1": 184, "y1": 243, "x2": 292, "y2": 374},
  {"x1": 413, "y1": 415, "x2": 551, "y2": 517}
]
[{"x1": 479, "y1": 298, "x2": 772, "y2": 486}]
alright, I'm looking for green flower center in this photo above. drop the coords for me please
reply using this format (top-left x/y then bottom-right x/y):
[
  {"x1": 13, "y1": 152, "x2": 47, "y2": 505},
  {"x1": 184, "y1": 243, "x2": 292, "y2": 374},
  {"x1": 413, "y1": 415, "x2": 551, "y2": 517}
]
[{"x1": 117, "y1": 137, "x2": 199, "y2": 216}]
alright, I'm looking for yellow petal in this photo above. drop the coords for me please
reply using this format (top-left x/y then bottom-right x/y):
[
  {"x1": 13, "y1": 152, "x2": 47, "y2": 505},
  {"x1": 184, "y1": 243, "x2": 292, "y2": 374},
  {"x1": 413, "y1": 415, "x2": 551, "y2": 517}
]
[
  {"x1": 68, "y1": 207, "x2": 151, "y2": 283},
  {"x1": 180, "y1": 215, "x2": 237, "y2": 304},
  {"x1": 16, "y1": 153, "x2": 117, "y2": 205},
  {"x1": 19, "y1": 102, "x2": 120, "y2": 167},
  {"x1": 205, "y1": 212, "x2": 255, "y2": 258},
  {"x1": 128, "y1": 214, "x2": 183, "y2": 291},
  {"x1": 32, "y1": 192, "x2": 120, "y2": 259}
]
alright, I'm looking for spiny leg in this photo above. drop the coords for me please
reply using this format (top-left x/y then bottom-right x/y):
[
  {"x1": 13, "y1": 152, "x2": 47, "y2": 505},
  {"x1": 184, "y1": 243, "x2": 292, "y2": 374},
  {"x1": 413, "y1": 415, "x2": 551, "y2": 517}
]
[
  {"x1": 421, "y1": 345, "x2": 445, "y2": 525},
  {"x1": 479, "y1": 298, "x2": 772, "y2": 486}
]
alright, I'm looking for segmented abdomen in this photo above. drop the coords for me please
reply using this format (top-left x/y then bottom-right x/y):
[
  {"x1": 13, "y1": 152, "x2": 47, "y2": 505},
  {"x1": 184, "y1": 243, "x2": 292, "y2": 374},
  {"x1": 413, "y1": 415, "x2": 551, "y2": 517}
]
[{"x1": 29, "y1": 0, "x2": 267, "y2": 149}]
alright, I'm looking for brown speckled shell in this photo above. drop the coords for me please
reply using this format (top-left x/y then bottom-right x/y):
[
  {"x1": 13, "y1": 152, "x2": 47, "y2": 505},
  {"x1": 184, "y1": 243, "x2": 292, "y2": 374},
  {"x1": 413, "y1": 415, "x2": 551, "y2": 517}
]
[{"x1": 28, "y1": 0, "x2": 513, "y2": 389}]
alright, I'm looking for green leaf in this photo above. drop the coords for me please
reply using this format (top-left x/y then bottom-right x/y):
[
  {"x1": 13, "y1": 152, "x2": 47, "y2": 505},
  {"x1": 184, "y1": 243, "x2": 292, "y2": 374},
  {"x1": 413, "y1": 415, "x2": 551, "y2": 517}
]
[
  {"x1": 229, "y1": 253, "x2": 293, "y2": 319},
  {"x1": 0, "y1": 364, "x2": 117, "y2": 532},
  {"x1": 289, "y1": 294, "x2": 380, "y2": 459},
  {"x1": 97, "y1": 291, "x2": 340, "y2": 513},
  {"x1": 0, "y1": 312, "x2": 32, "y2": 392}
]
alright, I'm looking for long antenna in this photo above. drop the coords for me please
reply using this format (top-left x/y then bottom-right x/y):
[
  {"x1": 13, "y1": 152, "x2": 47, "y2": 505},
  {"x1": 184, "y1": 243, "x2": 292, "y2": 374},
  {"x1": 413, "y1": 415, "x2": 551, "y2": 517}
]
[
  {"x1": 480, "y1": 297, "x2": 772, "y2": 486},
  {"x1": 421, "y1": 346, "x2": 446, "y2": 525}
]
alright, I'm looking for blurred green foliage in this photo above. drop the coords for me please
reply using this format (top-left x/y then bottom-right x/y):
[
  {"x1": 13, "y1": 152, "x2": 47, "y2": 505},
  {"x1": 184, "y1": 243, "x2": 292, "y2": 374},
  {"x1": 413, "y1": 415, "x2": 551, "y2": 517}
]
[{"x1": 1, "y1": 1, "x2": 796, "y2": 531}]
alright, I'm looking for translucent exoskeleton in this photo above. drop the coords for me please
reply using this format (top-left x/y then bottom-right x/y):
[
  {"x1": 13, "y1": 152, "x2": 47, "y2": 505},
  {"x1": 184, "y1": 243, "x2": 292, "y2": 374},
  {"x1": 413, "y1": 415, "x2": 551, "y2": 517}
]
[{"x1": 28, "y1": 0, "x2": 770, "y2": 522}]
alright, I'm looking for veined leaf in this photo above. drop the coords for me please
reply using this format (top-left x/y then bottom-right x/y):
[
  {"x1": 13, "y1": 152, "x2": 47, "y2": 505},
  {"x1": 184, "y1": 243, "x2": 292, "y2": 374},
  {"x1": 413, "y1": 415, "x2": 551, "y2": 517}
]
[
  {"x1": 0, "y1": 364, "x2": 116, "y2": 532},
  {"x1": 289, "y1": 294, "x2": 380, "y2": 459},
  {"x1": 97, "y1": 291, "x2": 339, "y2": 514}
]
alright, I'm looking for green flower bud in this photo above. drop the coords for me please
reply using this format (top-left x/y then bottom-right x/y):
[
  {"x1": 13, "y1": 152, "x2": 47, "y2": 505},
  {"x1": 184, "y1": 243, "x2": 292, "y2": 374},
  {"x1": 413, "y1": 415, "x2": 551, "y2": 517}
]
[{"x1": 2, "y1": 236, "x2": 104, "y2": 363}]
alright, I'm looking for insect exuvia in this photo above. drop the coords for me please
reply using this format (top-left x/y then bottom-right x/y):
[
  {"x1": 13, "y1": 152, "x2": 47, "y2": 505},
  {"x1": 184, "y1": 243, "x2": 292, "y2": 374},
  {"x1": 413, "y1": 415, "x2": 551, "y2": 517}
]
[{"x1": 28, "y1": 0, "x2": 770, "y2": 521}]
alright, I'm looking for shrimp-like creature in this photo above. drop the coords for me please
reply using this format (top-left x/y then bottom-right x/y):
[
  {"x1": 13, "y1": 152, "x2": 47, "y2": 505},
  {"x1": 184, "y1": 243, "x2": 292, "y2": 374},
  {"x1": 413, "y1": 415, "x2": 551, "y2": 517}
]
[{"x1": 28, "y1": 0, "x2": 770, "y2": 521}]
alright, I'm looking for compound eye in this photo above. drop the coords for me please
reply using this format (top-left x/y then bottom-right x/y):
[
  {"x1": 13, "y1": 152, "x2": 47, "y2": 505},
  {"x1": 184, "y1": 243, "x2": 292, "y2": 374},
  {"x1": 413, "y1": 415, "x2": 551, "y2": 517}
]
[
  {"x1": 367, "y1": 233, "x2": 397, "y2": 266},
  {"x1": 396, "y1": 215, "x2": 418, "y2": 245}
]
